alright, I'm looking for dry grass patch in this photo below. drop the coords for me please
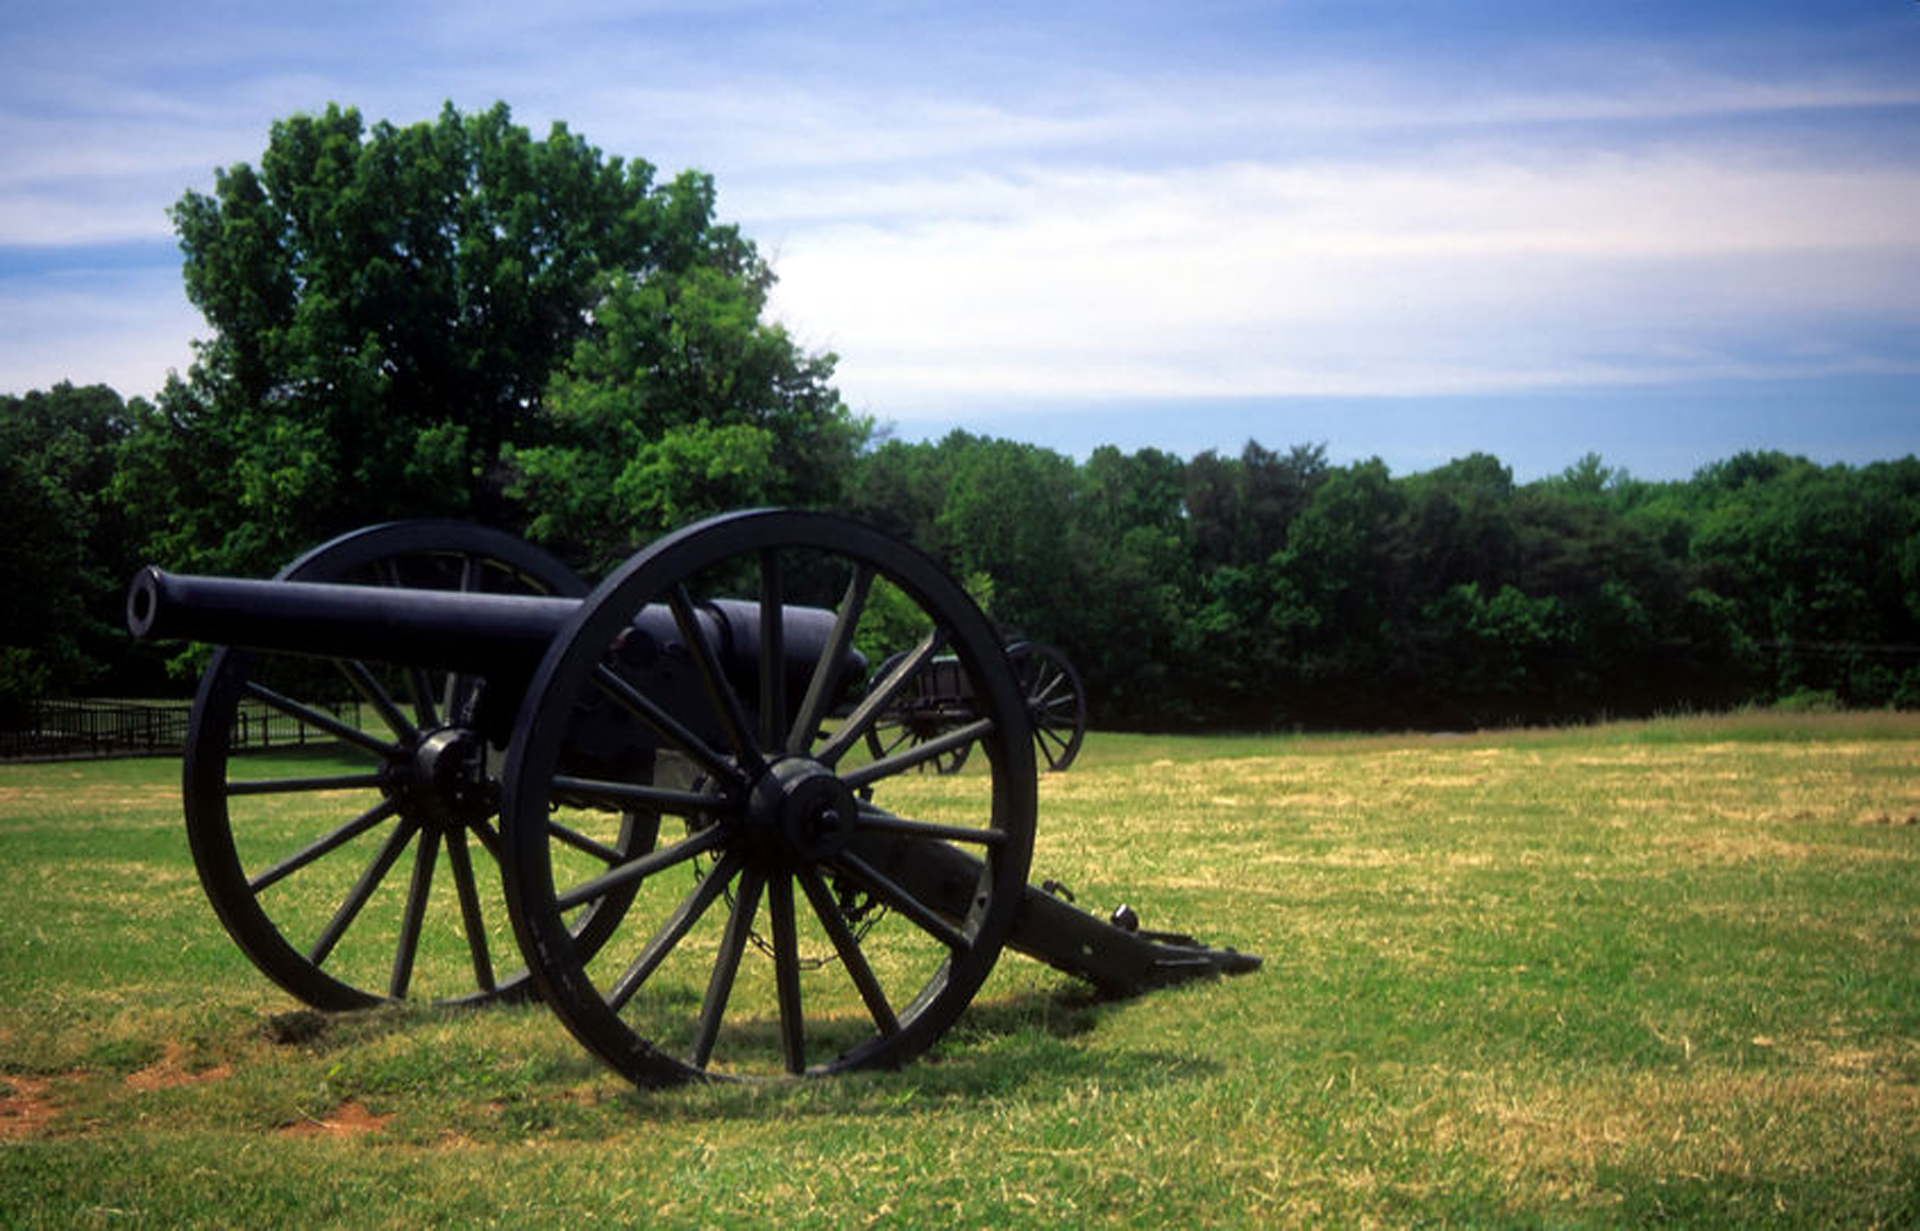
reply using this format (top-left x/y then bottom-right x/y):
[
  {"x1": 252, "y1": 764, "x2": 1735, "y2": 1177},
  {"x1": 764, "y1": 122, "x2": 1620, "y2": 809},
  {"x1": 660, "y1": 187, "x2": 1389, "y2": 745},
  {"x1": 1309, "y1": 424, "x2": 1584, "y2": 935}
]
[
  {"x1": 1461, "y1": 1065, "x2": 1920, "y2": 1214},
  {"x1": 123, "y1": 1042, "x2": 233, "y2": 1094}
]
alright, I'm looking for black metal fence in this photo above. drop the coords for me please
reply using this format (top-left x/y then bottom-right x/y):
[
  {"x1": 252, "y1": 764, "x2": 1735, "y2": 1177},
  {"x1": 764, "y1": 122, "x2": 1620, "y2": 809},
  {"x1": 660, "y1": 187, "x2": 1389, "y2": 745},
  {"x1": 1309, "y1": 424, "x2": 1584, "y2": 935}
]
[{"x1": 0, "y1": 698, "x2": 362, "y2": 761}]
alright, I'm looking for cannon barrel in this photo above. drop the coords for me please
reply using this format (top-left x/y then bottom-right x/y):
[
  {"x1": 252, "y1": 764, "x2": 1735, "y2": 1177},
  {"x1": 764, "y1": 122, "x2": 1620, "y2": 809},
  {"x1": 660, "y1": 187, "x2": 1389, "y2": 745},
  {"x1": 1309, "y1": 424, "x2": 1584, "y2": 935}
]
[
  {"x1": 128, "y1": 566, "x2": 862, "y2": 697},
  {"x1": 129, "y1": 566, "x2": 575, "y2": 677}
]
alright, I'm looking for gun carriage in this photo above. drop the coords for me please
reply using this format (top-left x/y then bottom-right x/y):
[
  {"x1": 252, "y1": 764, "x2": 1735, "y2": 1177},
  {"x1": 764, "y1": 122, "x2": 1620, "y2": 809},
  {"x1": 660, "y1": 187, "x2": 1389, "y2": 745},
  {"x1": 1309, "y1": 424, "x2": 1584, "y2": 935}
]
[
  {"x1": 129, "y1": 510, "x2": 1254, "y2": 1087},
  {"x1": 865, "y1": 641, "x2": 1086, "y2": 775}
]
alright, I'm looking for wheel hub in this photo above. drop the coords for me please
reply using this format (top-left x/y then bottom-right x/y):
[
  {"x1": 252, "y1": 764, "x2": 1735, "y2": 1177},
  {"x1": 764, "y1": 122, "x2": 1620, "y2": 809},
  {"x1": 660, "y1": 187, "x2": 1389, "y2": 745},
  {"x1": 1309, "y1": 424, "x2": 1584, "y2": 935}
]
[
  {"x1": 746, "y1": 756, "x2": 858, "y2": 865},
  {"x1": 394, "y1": 726, "x2": 496, "y2": 830}
]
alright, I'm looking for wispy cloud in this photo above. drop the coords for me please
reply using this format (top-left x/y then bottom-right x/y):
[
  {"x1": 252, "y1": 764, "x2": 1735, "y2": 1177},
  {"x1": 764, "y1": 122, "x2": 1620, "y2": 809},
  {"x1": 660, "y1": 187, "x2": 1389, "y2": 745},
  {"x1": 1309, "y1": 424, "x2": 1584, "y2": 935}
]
[{"x1": 760, "y1": 138, "x2": 1920, "y2": 411}]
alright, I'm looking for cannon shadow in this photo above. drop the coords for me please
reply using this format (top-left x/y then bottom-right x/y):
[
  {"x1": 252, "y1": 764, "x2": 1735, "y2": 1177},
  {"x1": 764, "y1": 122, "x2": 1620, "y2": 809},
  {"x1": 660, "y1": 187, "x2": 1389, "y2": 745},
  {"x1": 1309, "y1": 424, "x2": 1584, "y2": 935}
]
[{"x1": 256, "y1": 983, "x2": 1226, "y2": 1117}]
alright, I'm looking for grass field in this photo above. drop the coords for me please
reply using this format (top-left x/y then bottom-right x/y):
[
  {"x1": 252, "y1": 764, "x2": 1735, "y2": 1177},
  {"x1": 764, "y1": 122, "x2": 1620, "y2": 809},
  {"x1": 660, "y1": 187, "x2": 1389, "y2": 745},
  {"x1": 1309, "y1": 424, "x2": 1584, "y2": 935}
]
[{"x1": 2, "y1": 713, "x2": 1916, "y2": 1227}]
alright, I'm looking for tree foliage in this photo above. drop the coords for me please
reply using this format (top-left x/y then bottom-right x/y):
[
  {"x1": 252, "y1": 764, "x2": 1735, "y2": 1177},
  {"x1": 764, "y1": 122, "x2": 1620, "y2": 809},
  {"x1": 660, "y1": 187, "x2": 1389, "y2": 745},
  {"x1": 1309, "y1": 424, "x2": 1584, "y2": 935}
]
[
  {"x1": 116, "y1": 101, "x2": 861, "y2": 577},
  {"x1": 825, "y1": 435, "x2": 1920, "y2": 730},
  {"x1": 0, "y1": 385, "x2": 154, "y2": 717},
  {"x1": 511, "y1": 242, "x2": 864, "y2": 571}
]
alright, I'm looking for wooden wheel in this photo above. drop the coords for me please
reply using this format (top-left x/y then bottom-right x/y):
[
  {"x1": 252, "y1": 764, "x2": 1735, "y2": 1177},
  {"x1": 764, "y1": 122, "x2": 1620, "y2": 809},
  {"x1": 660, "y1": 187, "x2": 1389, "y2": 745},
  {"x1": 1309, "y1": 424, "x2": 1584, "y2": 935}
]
[
  {"x1": 861, "y1": 650, "x2": 974, "y2": 775},
  {"x1": 1008, "y1": 641, "x2": 1087, "y2": 772},
  {"x1": 182, "y1": 522, "x2": 648, "y2": 1009},
  {"x1": 862, "y1": 641, "x2": 1087, "y2": 775},
  {"x1": 501, "y1": 510, "x2": 1037, "y2": 1084}
]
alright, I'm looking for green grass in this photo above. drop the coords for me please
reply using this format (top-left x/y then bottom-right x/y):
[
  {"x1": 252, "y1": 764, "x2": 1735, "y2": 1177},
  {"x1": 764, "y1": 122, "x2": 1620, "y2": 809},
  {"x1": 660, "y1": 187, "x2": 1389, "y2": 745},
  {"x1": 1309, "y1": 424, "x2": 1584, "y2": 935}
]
[{"x1": 2, "y1": 714, "x2": 1917, "y2": 1226}]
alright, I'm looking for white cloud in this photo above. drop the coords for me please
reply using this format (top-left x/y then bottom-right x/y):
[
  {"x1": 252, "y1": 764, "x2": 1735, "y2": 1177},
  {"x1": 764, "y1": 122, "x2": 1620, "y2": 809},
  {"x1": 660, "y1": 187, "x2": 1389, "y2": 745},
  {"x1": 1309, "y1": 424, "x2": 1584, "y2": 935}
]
[
  {"x1": 762, "y1": 147, "x2": 1920, "y2": 412},
  {"x1": 0, "y1": 271, "x2": 199, "y2": 398}
]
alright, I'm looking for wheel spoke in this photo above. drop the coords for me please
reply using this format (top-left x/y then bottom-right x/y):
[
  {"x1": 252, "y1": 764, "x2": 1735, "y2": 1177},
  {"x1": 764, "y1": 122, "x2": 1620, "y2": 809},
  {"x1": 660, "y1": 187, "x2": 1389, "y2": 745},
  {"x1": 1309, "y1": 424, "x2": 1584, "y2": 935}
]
[
  {"x1": 816, "y1": 627, "x2": 948, "y2": 767},
  {"x1": 690, "y1": 864, "x2": 764, "y2": 1070},
  {"x1": 552, "y1": 774, "x2": 733, "y2": 819},
  {"x1": 544, "y1": 815, "x2": 626, "y2": 866},
  {"x1": 308, "y1": 818, "x2": 417, "y2": 967},
  {"x1": 863, "y1": 721, "x2": 913, "y2": 761},
  {"x1": 605, "y1": 850, "x2": 743, "y2": 1013},
  {"x1": 797, "y1": 868, "x2": 898, "y2": 1037},
  {"x1": 404, "y1": 666, "x2": 441, "y2": 729},
  {"x1": 335, "y1": 659, "x2": 418, "y2": 742},
  {"x1": 758, "y1": 550, "x2": 786, "y2": 752},
  {"x1": 446, "y1": 828, "x2": 495, "y2": 993},
  {"x1": 226, "y1": 772, "x2": 385, "y2": 796},
  {"x1": 843, "y1": 716, "x2": 996, "y2": 790},
  {"x1": 389, "y1": 827, "x2": 440, "y2": 999},
  {"x1": 444, "y1": 559, "x2": 486, "y2": 719},
  {"x1": 247, "y1": 797, "x2": 400, "y2": 893},
  {"x1": 469, "y1": 815, "x2": 504, "y2": 863},
  {"x1": 668, "y1": 586, "x2": 766, "y2": 775},
  {"x1": 555, "y1": 824, "x2": 728, "y2": 912},
  {"x1": 853, "y1": 803, "x2": 1007, "y2": 847},
  {"x1": 835, "y1": 851, "x2": 971, "y2": 952},
  {"x1": 591, "y1": 664, "x2": 743, "y2": 790},
  {"x1": 374, "y1": 558, "x2": 442, "y2": 728},
  {"x1": 767, "y1": 873, "x2": 806, "y2": 1073},
  {"x1": 788, "y1": 564, "x2": 874, "y2": 755},
  {"x1": 242, "y1": 679, "x2": 394, "y2": 758}
]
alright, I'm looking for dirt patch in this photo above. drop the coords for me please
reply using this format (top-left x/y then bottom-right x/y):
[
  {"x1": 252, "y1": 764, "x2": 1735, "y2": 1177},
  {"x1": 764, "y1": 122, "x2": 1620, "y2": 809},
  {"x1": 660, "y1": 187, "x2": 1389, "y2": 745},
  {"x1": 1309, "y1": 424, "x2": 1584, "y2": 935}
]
[
  {"x1": 0, "y1": 1075, "x2": 62, "y2": 1140},
  {"x1": 0, "y1": 1046, "x2": 239, "y2": 1140},
  {"x1": 278, "y1": 1099, "x2": 394, "y2": 1137}
]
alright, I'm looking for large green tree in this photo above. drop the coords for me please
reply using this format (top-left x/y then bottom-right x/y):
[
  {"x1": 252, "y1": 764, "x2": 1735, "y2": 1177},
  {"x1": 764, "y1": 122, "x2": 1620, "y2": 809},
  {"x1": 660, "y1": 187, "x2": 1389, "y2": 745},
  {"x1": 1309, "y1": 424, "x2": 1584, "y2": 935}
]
[{"x1": 118, "y1": 101, "x2": 859, "y2": 576}]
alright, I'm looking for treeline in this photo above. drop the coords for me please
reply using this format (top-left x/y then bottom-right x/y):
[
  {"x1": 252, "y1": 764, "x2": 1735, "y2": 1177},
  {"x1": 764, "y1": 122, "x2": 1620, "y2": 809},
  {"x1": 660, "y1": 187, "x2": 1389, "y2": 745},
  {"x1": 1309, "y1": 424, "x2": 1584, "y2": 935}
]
[
  {"x1": 7, "y1": 380, "x2": 1918, "y2": 731},
  {"x1": 839, "y1": 436, "x2": 1920, "y2": 729}
]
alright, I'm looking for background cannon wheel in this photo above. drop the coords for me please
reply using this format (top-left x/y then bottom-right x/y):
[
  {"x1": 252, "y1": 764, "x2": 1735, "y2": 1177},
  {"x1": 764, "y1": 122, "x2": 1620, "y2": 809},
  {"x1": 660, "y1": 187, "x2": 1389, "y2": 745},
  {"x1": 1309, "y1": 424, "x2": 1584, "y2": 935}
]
[
  {"x1": 861, "y1": 650, "x2": 972, "y2": 775},
  {"x1": 862, "y1": 641, "x2": 1085, "y2": 775},
  {"x1": 1007, "y1": 641, "x2": 1087, "y2": 772},
  {"x1": 183, "y1": 521, "x2": 648, "y2": 1010},
  {"x1": 502, "y1": 509, "x2": 1037, "y2": 1084}
]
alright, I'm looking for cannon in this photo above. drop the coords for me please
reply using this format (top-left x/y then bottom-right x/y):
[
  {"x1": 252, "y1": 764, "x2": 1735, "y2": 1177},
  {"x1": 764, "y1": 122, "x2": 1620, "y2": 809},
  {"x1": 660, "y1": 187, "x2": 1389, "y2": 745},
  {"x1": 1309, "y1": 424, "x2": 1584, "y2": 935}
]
[
  {"x1": 865, "y1": 640, "x2": 1087, "y2": 775},
  {"x1": 130, "y1": 510, "x2": 1257, "y2": 1086}
]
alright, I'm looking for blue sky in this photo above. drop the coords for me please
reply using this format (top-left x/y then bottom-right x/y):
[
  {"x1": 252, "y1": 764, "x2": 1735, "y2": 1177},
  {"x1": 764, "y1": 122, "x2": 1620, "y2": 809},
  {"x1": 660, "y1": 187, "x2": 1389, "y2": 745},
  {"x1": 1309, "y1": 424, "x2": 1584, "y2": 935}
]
[{"x1": 3, "y1": 0, "x2": 1917, "y2": 480}]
